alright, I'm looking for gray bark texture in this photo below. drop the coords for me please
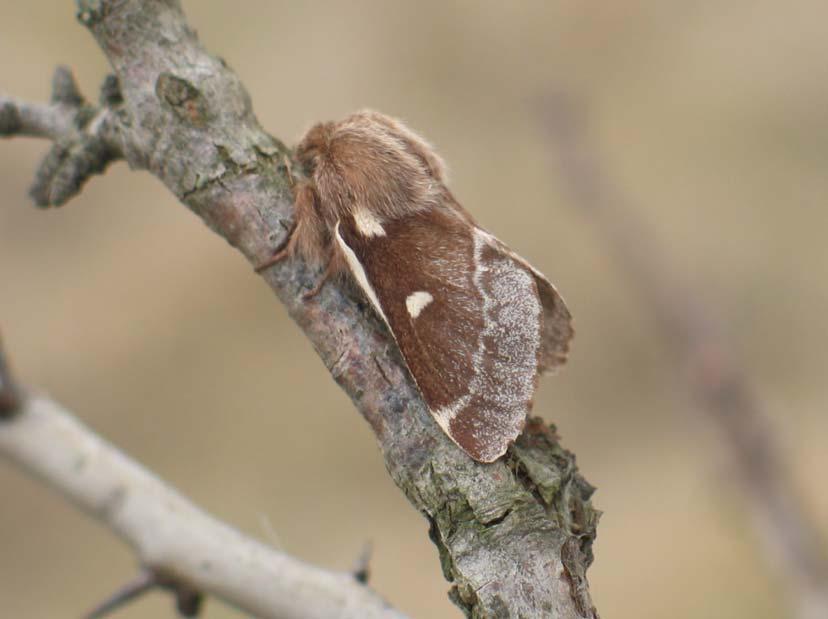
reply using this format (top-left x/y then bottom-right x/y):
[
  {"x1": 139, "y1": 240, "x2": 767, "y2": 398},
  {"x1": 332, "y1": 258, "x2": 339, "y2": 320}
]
[{"x1": 5, "y1": 2, "x2": 601, "y2": 616}]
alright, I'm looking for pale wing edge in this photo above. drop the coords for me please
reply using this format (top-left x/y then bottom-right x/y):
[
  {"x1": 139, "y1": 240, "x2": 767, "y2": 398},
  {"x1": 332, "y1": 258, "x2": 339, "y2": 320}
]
[{"x1": 474, "y1": 227, "x2": 574, "y2": 374}]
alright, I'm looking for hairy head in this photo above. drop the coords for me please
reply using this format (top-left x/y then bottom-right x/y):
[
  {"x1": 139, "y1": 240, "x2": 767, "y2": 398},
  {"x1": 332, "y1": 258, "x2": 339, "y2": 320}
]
[{"x1": 295, "y1": 111, "x2": 446, "y2": 223}]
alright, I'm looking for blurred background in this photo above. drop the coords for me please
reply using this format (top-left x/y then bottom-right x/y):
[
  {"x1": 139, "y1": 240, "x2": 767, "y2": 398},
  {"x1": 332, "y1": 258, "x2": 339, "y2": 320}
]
[{"x1": 1, "y1": 1, "x2": 827, "y2": 617}]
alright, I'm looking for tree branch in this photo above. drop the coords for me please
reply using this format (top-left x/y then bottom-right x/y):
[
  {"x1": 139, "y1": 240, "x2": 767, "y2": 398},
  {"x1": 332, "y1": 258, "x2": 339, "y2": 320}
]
[
  {"x1": 0, "y1": 382, "x2": 404, "y2": 618},
  {"x1": 1, "y1": 2, "x2": 600, "y2": 616},
  {"x1": 540, "y1": 93, "x2": 828, "y2": 619}
]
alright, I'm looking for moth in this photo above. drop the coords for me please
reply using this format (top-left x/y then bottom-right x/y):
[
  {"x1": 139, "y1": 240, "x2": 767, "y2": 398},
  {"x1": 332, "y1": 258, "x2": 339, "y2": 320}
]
[{"x1": 259, "y1": 111, "x2": 573, "y2": 462}]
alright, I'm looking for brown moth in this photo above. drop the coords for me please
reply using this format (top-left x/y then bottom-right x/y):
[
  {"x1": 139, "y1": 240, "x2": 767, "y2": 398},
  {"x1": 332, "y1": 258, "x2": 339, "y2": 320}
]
[{"x1": 259, "y1": 111, "x2": 573, "y2": 462}]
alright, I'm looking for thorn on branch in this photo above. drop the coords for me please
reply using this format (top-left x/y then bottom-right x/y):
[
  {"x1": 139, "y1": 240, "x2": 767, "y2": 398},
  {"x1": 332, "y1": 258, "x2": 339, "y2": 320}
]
[
  {"x1": 85, "y1": 568, "x2": 204, "y2": 619},
  {"x1": 0, "y1": 332, "x2": 22, "y2": 418},
  {"x1": 51, "y1": 66, "x2": 85, "y2": 107},
  {"x1": 85, "y1": 570, "x2": 155, "y2": 619},
  {"x1": 352, "y1": 540, "x2": 373, "y2": 584}
]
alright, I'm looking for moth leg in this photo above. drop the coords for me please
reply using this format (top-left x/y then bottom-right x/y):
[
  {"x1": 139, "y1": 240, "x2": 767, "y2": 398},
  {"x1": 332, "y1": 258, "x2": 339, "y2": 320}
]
[
  {"x1": 254, "y1": 180, "x2": 321, "y2": 273},
  {"x1": 253, "y1": 219, "x2": 297, "y2": 273},
  {"x1": 301, "y1": 251, "x2": 336, "y2": 300}
]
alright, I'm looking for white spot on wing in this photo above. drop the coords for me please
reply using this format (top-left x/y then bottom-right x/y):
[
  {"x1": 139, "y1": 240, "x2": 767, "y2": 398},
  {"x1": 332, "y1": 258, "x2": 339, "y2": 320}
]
[
  {"x1": 353, "y1": 207, "x2": 386, "y2": 237},
  {"x1": 405, "y1": 291, "x2": 434, "y2": 319},
  {"x1": 334, "y1": 220, "x2": 390, "y2": 326}
]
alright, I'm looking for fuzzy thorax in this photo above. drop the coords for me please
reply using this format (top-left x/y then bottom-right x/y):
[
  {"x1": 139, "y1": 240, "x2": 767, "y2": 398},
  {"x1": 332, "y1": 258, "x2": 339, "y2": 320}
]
[{"x1": 287, "y1": 110, "x2": 448, "y2": 269}]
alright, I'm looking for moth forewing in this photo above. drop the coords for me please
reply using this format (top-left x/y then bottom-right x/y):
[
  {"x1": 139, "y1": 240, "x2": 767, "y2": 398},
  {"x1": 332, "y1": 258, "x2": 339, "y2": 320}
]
[{"x1": 336, "y1": 210, "x2": 547, "y2": 463}]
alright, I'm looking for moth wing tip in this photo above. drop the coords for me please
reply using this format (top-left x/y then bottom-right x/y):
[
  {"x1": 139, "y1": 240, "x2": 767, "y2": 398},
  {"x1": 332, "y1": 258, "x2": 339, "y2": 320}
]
[{"x1": 447, "y1": 410, "x2": 528, "y2": 463}]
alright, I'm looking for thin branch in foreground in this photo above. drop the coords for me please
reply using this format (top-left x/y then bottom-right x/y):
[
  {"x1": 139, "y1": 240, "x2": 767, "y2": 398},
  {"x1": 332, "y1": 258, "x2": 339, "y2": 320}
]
[
  {"x1": 0, "y1": 389, "x2": 406, "y2": 619},
  {"x1": 540, "y1": 93, "x2": 828, "y2": 619}
]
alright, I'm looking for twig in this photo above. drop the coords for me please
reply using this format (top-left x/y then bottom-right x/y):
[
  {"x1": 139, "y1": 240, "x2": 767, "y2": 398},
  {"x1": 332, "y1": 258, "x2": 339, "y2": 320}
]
[
  {"x1": 1, "y1": 2, "x2": 600, "y2": 616},
  {"x1": 352, "y1": 540, "x2": 374, "y2": 585},
  {"x1": 84, "y1": 568, "x2": 203, "y2": 618},
  {"x1": 0, "y1": 389, "x2": 405, "y2": 619},
  {"x1": 0, "y1": 66, "x2": 123, "y2": 207},
  {"x1": 540, "y1": 92, "x2": 828, "y2": 619},
  {"x1": 85, "y1": 570, "x2": 159, "y2": 619}
]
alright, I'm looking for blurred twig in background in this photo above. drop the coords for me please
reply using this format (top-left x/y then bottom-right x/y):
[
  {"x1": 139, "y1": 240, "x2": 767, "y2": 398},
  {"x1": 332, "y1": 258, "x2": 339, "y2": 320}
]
[{"x1": 540, "y1": 94, "x2": 828, "y2": 619}]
